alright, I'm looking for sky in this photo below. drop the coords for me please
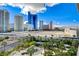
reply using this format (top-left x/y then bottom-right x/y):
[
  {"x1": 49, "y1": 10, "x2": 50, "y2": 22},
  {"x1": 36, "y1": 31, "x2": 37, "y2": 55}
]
[{"x1": 0, "y1": 3, "x2": 79, "y2": 26}]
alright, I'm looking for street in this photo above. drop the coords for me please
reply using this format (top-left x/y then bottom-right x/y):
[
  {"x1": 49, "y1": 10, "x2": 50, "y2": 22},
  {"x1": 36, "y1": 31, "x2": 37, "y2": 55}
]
[{"x1": 0, "y1": 41, "x2": 21, "y2": 51}]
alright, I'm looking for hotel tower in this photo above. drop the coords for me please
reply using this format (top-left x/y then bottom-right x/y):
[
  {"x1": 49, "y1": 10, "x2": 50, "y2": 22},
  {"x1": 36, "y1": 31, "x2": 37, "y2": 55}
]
[
  {"x1": 14, "y1": 15, "x2": 24, "y2": 31},
  {"x1": 0, "y1": 10, "x2": 9, "y2": 32}
]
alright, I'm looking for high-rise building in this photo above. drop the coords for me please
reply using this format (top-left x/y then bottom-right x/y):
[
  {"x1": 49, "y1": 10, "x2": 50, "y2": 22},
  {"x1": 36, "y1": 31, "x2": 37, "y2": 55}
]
[
  {"x1": 32, "y1": 14, "x2": 37, "y2": 30},
  {"x1": 0, "y1": 10, "x2": 9, "y2": 32},
  {"x1": 28, "y1": 12, "x2": 37, "y2": 30},
  {"x1": 43, "y1": 24, "x2": 49, "y2": 30},
  {"x1": 28, "y1": 12, "x2": 32, "y2": 24},
  {"x1": 14, "y1": 15, "x2": 24, "y2": 31},
  {"x1": 77, "y1": 26, "x2": 79, "y2": 37},
  {"x1": 39, "y1": 20, "x2": 43, "y2": 30},
  {"x1": 49, "y1": 21, "x2": 53, "y2": 30},
  {"x1": 77, "y1": 3, "x2": 79, "y2": 11}
]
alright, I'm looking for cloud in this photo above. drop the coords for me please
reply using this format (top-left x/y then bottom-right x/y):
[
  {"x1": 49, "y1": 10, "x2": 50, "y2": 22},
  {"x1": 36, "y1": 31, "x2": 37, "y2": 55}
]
[
  {"x1": 0, "y1": 3, "x2": 7, "y2": 6},
  {"x1": 19, "y1": 3, "x2": 46, "y2": 14},
  {"x1": 24, "y1": 21, "x2": 28, "y2": 24},
  {"x1": 45, "y1": 3, "x2": 58, "y2": 7},
  {"x1": 7, "y1": 3, "x2": 25, "y2": 8},
  {"x1": 0, "y1": 3, "x2": 59, "y2": 15}
]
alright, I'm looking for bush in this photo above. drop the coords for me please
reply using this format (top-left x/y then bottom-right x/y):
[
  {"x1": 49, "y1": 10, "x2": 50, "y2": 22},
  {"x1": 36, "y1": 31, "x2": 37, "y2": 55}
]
[
  {"x1": 0, "y1": 51, "x2": 12, "y2": 56},
  {"x1": 27, "y1": 46, "x2": 36, "y2": 56},
  {"x1": 67, "y1": 46, "x2": 77, "y2": 56},
  {"x1": 5, "y1": 36, "x2": 9, "y2": 39},
  {"x1": 0, "y1": 37, "x2": 4, "y2": 42},
  {"x1": 44, "y1": 50, "x2": 53, "y2": 56}
]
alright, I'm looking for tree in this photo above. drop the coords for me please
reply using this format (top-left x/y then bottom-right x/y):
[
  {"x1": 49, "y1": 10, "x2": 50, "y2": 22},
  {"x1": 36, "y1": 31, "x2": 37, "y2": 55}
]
[
  {"x1": 0, "y1": 51, "x2": 4, "y2": 56},
  {"x1": 53, "y1": 48, "x2": 61, "y2": 56},
  {"x1": 58, "y1": 41, "x2": 65, "y2": 50},
  {"x1": 0, "y1": 37, "x2": 4, "y2": 42},
  {"x1": 64, "y1": 40, "x2": 72, "y2": 45},
  {"x1": 45, "y1": 35, "x2": 48, "y2": 41},
  {"x1": 44, "y1": 50, "x2": 53, "y2": 56},
  {"x1": 1, "y1": 41, "x2": 7, "y2": 55},
  {"x1": 29, "y1": 41, "x2": 36, "y2": 46},
  {"x1": 5, "y1": 36, "x2": 9, "y2": 39},
  {"x1": 43, "y1": 42, "x2": 48, "y2": 49},
  {"x1": 37, "y1": 36, "x2": 42, "y2": 42},
  {"x1": 72, "y1": 40, "x2": 78, "y2": 47},
  {"x1": 24, "y1": 42, "x2": 30, "y2": 48},
  {"x1": 18, "y1": 38, "x2": 25, "y2": 43},
  {"x1": 67, "y1": 46, "x2": 77, "y2": 56},
  {"x1": 51, "y1": 35, "x2": 54, "y2": 39},
  {"x1": 27, "y1": 46, "x2": 35, "y2": 56}
]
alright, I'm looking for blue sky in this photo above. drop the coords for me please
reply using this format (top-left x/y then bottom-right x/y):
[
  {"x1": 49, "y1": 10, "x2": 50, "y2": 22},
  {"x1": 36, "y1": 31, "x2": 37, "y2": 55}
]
[{"x1": 0, "y1": 3, "x2": 79, "y2": 26}]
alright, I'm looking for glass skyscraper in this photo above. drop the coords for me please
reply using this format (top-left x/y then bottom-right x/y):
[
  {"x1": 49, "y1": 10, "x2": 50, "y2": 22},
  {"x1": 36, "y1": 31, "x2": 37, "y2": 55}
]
[
  {"x1": 0, "y1": 10, "x2": 9, "y2": 32},
  {"x1": 28, "y1": 12, "x2": 32, "y2": 24},
  {"x1": 28, "y1": 12, "x2": 37, "y2": 30},
  {"x1": 32, "y1": 14, "x2": 37, "y2": 30}
]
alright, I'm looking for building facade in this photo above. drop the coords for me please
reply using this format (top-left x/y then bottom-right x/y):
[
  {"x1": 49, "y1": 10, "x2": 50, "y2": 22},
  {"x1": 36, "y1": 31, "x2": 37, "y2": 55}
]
[
  {"x1": 20, "y1": 28, "x2": 77, "y2": 38},
  {"x1": 14, "y1": 15, "x2": 24, "y2": 31},
  {"x1": 32, "y1": 14, "x2": 37, "y2": 30},
  {"x1": 39, "y1": 20, "x2": 43, "y2": 30},
  {"x1": 49, "y1": 21, "x2": 53, "y2": 30},
  {"x1": 43, "y1": 24, "x2": 49, "y2": 30},
  {"x1": 0, "y1": 10, "x2": 9, "y2": 32},
  {"x1": 28, "y1": 12, "x2": 32, "y2": 24},
  {"x1": 28, "y1": 12, "x2": 37, "y2": 30}
]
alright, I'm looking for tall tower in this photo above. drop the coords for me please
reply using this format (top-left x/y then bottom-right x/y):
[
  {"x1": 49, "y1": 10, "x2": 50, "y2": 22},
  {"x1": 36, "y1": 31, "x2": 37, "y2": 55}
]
[
  {"x1": 14, "y1": 15, "x2": 24, "y2": 31},
  {"x1": 28, "y1": 12, "x2": 37, "y2": 30},
  {"x1": 49, "y1": 21, "x2": 53, "y2": 30},
  {"x1": 32, "y1": 14, "x2": 37, "y2": 30},
  {"x1": 39, "y1": 20, "x2": 43, "y2": 30},
  {"x1": 77, "y1": 3, "x2": 79, "y2": 11},
  {"x1": 28, "y1": 12, "x2": 32, "y2": 24},
  {"x1": 0, "y1": 10, "x2": 9, "y2": 32}
]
